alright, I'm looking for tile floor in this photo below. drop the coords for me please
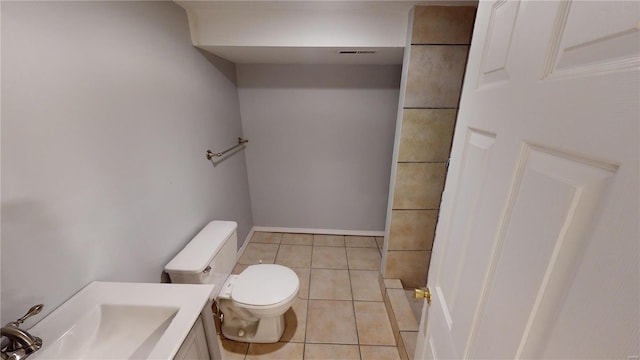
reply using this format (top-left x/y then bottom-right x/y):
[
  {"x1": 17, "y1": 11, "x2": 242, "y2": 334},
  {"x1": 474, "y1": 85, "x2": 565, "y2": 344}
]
[{"x1": 217, "y1": 232, "x2": 402, "y2": 360}]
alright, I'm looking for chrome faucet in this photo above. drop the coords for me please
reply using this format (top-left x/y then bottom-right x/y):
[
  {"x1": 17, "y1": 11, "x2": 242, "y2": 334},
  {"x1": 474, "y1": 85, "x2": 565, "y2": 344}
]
[{"x1": 1, "y1": 305, "x2": 43, "y2": 360}]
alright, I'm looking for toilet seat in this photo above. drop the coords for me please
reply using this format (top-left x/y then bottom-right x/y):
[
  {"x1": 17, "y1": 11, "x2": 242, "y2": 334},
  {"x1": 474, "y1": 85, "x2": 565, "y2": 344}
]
[{"x1": 231, "y1": 264, "x2": 299, "y2": 307}]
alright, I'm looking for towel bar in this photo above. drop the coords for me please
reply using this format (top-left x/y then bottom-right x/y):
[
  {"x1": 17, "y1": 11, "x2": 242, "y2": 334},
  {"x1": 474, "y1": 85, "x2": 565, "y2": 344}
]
[{"x1": 206, "y1": 137, "x2": 248, "y2": 160}]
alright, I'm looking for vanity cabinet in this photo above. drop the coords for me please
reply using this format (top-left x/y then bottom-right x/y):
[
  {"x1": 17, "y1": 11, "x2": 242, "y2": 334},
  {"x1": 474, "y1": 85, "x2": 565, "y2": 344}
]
[{"x1": 174, "y1": 316, "x2": 210, "y2": 360}]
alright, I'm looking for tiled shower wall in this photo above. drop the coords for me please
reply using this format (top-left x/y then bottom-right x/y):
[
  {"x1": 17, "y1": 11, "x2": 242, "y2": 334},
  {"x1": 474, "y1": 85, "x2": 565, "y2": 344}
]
[{"x1": 384, "y1": 6, "x2": 476, "y2": 288}]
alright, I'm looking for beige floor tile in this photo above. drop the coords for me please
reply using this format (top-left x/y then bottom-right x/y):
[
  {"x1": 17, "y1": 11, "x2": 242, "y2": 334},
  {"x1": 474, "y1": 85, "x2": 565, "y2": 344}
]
[
  {"x1": 400, "y1": 331, "x2": 418, "y2": 360},
  {"x1": 250, "y1": 232, "x2": 283, "y2": 244},
  {"x1": 312, "y1": 246, "x2": 348, "y2": 269},
  {"x1": 232, "y1": 263, "x2": 249, "y2": 275},
  {"x1": 237, "y1": 243, "x2": 279, "y2": 265},
  {"x1": 306, "y1": 300, "x2": 358, "y2": 344},
  {"x1": 304, "y1": 344, "x2": 360, "y2": 360},
  {"x1": 375, "y1": 237, "x2": 384, "y2": 249},
  {"x1": 346, "y1": 247, "x2": 381, "y2": 270},
  {"x1": 275, "y1": 245, "x2": 312, "y2": 268},
  {"x1": 350, "y1": 270, "x2": 383, "y2": 301},
  {"x1": 354, "y1": 302, "x2": 396, "y2": 346},
  {"x1": 291, "y1": 267, "x2": 310, "y2": 299},
  {"x1": 345, "y1": 236, "x2": 377, "y2": 248},
  {"x1": 388, "y1": 289, "x2": 419, "y2": 331},
  {"x1": 310, "y1": 269, "x2": 352, "y2": 300},
  {"x1": 360, "y1": 346, "x2": 402, "y2": 360},
  {"x1": 281, "y1": 233, "x2": 313, "y2": 246},
  {"x1": 219, "y1": 338, "x2": 248, "y2": 360},
  {"x1": 281, "y1": 298, "x2": 307, "y2": 343},
  {"x1": 246, "y1": 342, "x2": 304, "y2": 360},
  {"x1": 313, "y1": 234, "x2": 345, "y2": 247}
]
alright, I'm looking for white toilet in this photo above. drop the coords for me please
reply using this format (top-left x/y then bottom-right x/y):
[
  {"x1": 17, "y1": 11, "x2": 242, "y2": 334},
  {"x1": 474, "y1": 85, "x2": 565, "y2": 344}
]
[{"x1": 164, "y1": 221, "x2": 299, "y2": 343}]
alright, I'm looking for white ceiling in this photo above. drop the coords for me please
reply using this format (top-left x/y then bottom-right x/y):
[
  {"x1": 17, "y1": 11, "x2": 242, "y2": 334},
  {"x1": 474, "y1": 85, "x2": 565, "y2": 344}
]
[
  {"x1": 175, "y1": 0, "x2": 477, "y2": 64},
  {"x1": 198, "y1": 46, "x2": 406, "y2": 65}
]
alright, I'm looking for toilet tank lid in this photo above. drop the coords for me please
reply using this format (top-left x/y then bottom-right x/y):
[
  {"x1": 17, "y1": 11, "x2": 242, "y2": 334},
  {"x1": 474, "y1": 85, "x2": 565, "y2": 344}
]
[{"x1": 164, "y1": 220, "x2": 237, "y2": 274}]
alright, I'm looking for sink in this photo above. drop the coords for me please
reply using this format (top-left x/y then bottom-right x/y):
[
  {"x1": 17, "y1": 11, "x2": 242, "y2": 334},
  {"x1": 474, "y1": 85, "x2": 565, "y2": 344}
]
[
  {"x1": 38, "y1": 304, "x2": 178, "y2": 359},
  {"x1": 28, "y1": 282, "x2": 214, "y2": 359}
]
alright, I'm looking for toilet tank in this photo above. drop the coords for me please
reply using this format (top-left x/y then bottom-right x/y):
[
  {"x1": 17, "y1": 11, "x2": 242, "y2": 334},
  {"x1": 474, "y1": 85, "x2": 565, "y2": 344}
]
[{"x1": 165, "y1": 221, "x2": 238, "y2": 296}]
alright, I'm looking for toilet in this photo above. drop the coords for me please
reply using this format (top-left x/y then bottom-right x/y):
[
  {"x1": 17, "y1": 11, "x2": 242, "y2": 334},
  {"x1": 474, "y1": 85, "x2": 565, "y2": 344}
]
[{"x1": 164, "y1": 221, "x2": 299, "y2": 343}]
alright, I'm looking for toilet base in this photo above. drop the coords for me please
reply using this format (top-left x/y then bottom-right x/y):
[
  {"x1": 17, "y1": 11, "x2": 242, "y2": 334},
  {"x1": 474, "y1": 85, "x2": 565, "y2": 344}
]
[{"x1": 221, "y1": 315, "x2": 285, "y2": 343}]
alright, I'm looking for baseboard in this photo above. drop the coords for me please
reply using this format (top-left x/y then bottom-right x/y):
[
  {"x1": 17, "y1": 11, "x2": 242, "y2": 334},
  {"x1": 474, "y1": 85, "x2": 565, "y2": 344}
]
[
  {"x1": 236, "y1": 226, "x2": 255, "y2": 262},
  {"x1": 252, "y1": 226, "x2": 384, "y2": 237}
]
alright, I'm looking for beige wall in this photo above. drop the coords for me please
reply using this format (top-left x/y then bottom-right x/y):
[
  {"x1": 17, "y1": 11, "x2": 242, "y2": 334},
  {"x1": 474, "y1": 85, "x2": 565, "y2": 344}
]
[{"x1": 384, "y1": 6, "x2": 476, "y2": 288}]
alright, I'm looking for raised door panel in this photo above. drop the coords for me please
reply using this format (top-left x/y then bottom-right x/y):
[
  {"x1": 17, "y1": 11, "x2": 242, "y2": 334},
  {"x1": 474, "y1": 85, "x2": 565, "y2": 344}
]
[
  {"x1": 543, "y1": 1, "x2": 640, "y2": 78},
  {"x1": 425, "y1": 129, "x2": 496, "y2": 359},
  {"x1": 471, "y1": 145, "x2": 617, "y2": 358},
  {"x1": 478, "y1": 0, "x2": 520, "y2": 87}
]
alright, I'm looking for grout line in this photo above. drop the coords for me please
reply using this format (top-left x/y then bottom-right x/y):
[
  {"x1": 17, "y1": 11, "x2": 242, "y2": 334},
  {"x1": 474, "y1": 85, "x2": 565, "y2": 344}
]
[
  {"x1": 345, "y1": 248, "x2": 362, "y2": 349},
  {"x1": 309, "y1": 242, "x2": 316, "y2": 270},
  {"x1": 304, "y1": 245, "x2": 314, "y2": 345},
  {"x1": 271, "y1": 243, "x2": 281, "y2": 266},
  {"x1": 348, "y1": 266, "x2": 355, "y2": 305},
  {"x1": 301, "y1": 297, "x2": 309, "y2": 347},
  {"x1": 352, "y1": 300, "x2": 361, "y2": 349}
]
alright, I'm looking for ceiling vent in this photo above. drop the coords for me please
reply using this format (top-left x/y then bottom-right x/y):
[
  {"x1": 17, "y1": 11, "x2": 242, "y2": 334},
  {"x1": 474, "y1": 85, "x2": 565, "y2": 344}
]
[{"x1": 338, "y1": 50, "x2": 378, "y2": 55}]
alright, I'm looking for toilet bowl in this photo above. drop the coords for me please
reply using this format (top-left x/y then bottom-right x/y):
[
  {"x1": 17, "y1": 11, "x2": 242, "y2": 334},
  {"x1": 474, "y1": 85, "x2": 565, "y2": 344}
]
[
  {"x1": 164, "y1": 221, "x2": 299, "y2": 343},
  {"x1": 217, "y1": 264, "x2": 299, "y2": 342}
]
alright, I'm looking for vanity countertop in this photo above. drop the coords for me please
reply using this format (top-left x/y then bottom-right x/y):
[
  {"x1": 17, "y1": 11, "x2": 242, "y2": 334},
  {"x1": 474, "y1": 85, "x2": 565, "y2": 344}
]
[{"x1": 29, "y1": 281, "x2": 214, "y2": 359}]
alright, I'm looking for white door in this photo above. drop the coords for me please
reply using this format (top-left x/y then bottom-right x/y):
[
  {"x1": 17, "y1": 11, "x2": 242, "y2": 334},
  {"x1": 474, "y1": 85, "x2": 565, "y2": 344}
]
[{"x1": 416, "y1": 1, "x2": 639, "y2": 359}]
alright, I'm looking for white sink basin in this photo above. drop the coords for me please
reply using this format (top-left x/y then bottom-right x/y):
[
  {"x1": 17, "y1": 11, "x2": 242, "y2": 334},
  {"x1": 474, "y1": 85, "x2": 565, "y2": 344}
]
[{"x1": 29, "y1": 282, "x2": 214, "y2": 359}]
